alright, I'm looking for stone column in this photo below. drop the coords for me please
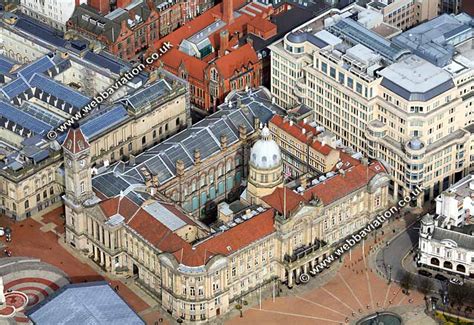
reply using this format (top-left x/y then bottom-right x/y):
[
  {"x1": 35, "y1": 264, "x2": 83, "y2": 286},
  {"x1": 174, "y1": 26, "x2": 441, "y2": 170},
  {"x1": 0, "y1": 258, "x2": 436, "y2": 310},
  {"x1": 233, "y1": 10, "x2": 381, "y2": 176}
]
[
  {"x1": 111, "y1": 232, "x2": 115, "y2": 250},
  {"x1": 288, "y1": 269, "x2": 293, "y2": 287},
  {"x1": 106, "y1": 255, "x2": 111, "y2": 271},
  {"x1": 100, "y1": 250, "x2": 104, "y2": 266},
  {"x1": 93, "y1": 245, "x2": 98, "y2": 261},
  {"x1": 99, "y1": 226, "x2": 103, "y2": 245}
]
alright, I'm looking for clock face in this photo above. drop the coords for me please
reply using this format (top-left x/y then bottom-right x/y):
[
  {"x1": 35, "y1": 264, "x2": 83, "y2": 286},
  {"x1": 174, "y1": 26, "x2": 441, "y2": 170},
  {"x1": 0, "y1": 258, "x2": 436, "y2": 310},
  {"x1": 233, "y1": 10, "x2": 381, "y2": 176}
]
[
  {"x1": 80, "y1": 160, "x2": 85, "y2": 167},
  {"x1": 67, "y1": 159, "x2": 72, "y2": 167}
]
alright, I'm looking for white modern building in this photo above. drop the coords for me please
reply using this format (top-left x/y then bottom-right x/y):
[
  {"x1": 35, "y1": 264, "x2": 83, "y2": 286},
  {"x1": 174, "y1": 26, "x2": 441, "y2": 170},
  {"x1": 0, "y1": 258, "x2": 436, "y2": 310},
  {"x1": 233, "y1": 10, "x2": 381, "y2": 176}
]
[
  {"x1": 20, "y1": 0, "x2": 86, "y2": 31},
  {"x1": 269, "y1": 6, "x2": 474, "y2": 206},
  {"x1": 418, "y1": 174, "x2": 474, "y2": 278}
]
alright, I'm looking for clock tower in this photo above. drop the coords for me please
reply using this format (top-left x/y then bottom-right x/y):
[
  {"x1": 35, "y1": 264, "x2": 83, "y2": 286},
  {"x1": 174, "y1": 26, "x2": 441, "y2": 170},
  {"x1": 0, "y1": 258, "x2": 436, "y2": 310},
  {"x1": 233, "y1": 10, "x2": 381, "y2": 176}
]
[{"x1": 62, "y1": 126, "x2": 93, "y2": 249}]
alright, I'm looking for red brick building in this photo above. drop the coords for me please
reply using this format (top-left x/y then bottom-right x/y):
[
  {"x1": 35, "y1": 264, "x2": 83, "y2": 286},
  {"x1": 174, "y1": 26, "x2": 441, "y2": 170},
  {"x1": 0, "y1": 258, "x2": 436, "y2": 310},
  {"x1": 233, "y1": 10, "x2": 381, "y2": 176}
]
[
  {"x1": 152, "y1": 0, "x2": 279, "y2": 111},
  {"x1": 67, "y1": 0, "x2": 214, "y2": 60}
]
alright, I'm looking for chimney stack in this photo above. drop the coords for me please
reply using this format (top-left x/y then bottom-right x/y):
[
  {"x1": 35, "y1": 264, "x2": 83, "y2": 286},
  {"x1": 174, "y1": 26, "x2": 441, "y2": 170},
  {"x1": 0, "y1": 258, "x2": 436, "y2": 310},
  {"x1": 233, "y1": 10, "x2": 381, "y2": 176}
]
[
  {"x1": 88, "y1": 0, "x2": 110, "y2": 14},
  {"x1": 194, "y1": 149, "x2": 201, "y2": 164},
  {"x1": 117, "y1": 0, "x2": 133, "y2": 8},
  {"x1": 300, "y1": 175, "x2": 308, "y2": 188},
  {"x1": 239, "y1": 124, "x2": 247, "y2": 141},
  {"x1": 254, "y1": 117, "x2": 260, "y2": 130},
  {"x1": 223, "y1": 0, "x2": 234, "y2": 24},
  {"x1": 176, "y1": 159, "x2": 185, "y2": 176},
  {"x1": 220, "y1": 134, "x2": 228, "y2": 150},
  {"x1": 219, "y1": 30, "x2": 229, "y2": 57}
]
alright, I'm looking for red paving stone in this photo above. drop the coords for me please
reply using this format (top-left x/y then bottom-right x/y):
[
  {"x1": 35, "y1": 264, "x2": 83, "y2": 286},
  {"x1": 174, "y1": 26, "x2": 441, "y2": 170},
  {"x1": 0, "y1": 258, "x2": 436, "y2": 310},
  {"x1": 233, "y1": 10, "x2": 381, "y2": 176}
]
[
  {"x1": 5, "y1": 278, "x2": 60, "y2": 291},
  {"x1": 0, "y1": 214, "x2": 152, "y2": 317},
  {"x1": 40, "y1": 207, "x2": 66, "y2": 235}
]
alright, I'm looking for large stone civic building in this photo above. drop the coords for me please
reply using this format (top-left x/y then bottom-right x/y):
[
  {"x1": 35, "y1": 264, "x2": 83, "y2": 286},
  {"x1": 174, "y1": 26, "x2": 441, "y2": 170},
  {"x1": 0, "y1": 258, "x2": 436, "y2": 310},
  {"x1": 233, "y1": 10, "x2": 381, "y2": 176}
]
[
  {"x1": 62, "y1": 89, "x2": 391, "y2": 322},
  {"x1": 0, "y1": 13, "x2": 189, "y2": 220}
]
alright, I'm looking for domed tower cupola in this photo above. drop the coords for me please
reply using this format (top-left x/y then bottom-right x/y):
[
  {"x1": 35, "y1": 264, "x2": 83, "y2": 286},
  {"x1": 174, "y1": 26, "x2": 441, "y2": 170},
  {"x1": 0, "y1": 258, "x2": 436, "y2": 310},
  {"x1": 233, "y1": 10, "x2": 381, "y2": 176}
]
[
  {"x1": 420, "y1": 214, "x2": 435, "y2": 238},
  {"x1": 246, "y1": 126, "x2": 283, "y2": 204}
]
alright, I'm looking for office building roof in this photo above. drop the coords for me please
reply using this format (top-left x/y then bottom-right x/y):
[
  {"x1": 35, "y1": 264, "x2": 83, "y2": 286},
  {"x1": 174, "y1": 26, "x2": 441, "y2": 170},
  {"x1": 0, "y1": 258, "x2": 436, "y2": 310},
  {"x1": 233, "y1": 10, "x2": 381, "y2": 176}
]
[
  {"x1": 393, "y1": 13, "x2": 474, "y2": 67},
  {"x1": 379, "y1": 55, "x2": 454, "y2": 101}
]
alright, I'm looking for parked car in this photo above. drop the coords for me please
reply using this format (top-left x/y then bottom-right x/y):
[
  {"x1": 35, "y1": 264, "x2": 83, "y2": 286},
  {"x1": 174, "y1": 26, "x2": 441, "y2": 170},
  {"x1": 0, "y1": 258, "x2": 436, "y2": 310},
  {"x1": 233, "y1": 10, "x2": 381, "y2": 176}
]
[
  {"x1": 449, "y1": 278, "x2": 464, "y2": 286},
  {"x1": 418, "y1": 270, "x2": 432, "y2": 278},
  {"x1": 435, "y1": 274, "x2": 448, "y2": 282}
]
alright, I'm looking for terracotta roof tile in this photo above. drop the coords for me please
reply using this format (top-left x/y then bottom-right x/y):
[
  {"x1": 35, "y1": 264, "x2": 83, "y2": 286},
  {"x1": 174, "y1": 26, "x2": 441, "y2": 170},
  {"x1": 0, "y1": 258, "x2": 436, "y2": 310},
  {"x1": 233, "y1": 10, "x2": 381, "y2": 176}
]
[
  {"x1": 98, "y1": 196, "x2": 140, "y2": 222},
  {"x1": 161, "y1": 49, "x2": 207, "y2": 81},
  {"x1": 172, "y1": 209, "x2": 275, "y2": 267},
  {"x1": 270, "y1": 115, "x2": 333, "y2": 156},
  {"x1": 196, "y1": 208, "x2": 275, "y2": 256},
  {"x1": 214, "y1": 43, "x2": 258, "y2": 79},
  {"x1": 262, "y1": 162, "x2": 387, "y2": 213},
  {"x1": 62, "y1": 127, "x2": 90, "y2": 154},
  {"x1": 127, "y1": 209, "x2": 187, "y2": 252}
]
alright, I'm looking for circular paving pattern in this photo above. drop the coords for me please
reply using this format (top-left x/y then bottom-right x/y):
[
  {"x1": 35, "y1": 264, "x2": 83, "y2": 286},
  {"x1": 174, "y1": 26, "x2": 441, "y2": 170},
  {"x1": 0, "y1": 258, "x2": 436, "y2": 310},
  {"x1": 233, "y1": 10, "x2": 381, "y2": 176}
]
[{"x1": 0, "y1": 259, "x2": 69, "y2": 323}]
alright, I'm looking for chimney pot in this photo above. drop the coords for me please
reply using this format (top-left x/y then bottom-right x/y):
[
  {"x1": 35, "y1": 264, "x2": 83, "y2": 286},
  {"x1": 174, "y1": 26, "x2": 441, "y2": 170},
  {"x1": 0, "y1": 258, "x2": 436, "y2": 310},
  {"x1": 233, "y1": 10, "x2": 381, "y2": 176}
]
[{"x1": 223, "y1": 0, "x2": 234, "y2": 24}]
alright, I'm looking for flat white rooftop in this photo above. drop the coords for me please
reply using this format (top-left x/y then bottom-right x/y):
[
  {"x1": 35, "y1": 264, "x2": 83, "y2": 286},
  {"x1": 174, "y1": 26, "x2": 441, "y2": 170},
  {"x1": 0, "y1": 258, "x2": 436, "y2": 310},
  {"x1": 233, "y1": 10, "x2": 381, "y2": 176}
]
[{"x1": 379, "y1": 55, "x2": 452, "y2": 94}]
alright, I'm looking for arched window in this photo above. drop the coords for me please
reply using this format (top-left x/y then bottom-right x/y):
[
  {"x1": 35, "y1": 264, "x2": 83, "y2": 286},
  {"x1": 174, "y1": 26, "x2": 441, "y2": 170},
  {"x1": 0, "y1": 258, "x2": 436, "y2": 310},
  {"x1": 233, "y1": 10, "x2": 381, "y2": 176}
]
[
  {"x1": 153, "y1": 130, "x2": 157, "y2": 138},
  {"x1": 50, "y1": 187, "x2": 54, "y2": 195},
  {"x1": 443, "y1": 261, "x2": 453, "y2": 269},
  {"x1": 430, "y1": 257, "x2": 439, "y2": 266},
  {"x1": 25, "y1": 200, "x2": 29, "y2": 209},
  {"x1": 456, "y1": 264, "x2": 466, "y2": 273},
  {"x1": 176, "y1": 117, "x2": 180, "y2": 126},
  {"x1": 142, "y1": 136, "x2": 146, "y2": 145},
  {"x1": 210, "y1": 68, "x2": 218, "y2": 81}
]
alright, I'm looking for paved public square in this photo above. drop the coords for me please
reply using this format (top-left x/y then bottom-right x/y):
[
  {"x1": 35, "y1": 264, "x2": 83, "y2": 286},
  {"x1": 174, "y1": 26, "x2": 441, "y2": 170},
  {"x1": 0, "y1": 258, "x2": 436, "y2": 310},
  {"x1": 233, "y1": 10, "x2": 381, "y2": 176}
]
[
  {"x1": 227, "y1": 214, "x2": 434, "y2": 325},
  {"x1": 0, "y1": 207, "x2": 167, "y2": 324}
]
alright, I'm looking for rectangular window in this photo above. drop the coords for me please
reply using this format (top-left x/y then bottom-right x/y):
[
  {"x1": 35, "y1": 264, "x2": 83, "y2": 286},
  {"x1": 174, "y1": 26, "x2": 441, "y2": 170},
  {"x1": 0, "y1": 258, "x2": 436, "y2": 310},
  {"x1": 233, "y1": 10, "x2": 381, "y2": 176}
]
[
  {"x1": 330, "y1": 67, "x2": 336, "y2": 78},
  {"x1": 347, "y1": 77, "x2": 353, "y2": 88},
  {"x1": 321, "y1": 62, "x2": 328, "y2": 74},
  {"x1": 338, "y1": 72, "x2": 345, "y2": 84}
]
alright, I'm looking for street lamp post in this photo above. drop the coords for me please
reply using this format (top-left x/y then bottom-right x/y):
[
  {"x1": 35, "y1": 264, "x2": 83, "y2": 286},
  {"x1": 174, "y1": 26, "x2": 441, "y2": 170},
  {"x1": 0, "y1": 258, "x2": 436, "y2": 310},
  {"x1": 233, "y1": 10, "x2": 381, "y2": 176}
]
[{"x1": 387, "y1": 264, "x2": 392, "y2": 284}]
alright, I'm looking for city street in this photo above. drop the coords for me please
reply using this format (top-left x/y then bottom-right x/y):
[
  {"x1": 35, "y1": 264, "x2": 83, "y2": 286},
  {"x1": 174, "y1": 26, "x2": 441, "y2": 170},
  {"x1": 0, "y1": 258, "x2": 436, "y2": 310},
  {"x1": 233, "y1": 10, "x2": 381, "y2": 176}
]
[{"x1": 375, "y1": 220, "x2": 447, "y2": 296}]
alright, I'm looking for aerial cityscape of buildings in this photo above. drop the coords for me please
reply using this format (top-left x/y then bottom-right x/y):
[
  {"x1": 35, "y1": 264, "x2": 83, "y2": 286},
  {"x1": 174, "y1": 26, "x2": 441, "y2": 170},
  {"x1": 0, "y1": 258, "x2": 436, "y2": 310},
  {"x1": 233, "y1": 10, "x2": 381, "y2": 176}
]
[{"x1": 0, "y1": 0, "x2": 472, "y2": 324}]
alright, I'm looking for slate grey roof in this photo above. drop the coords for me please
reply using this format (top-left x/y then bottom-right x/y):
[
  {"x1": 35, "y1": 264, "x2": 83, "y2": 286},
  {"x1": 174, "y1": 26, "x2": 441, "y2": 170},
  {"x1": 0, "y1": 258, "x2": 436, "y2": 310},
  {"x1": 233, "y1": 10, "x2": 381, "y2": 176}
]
[
  {"x1": 26, "y1": 281, "x2": 144, "y2": 325},
  {"x1": 92, "y1": 87, "x2": 284, "y2": 198},
  {"x1": 121, "y1": 79, "x2": 173, "y2": 111},
  {"x1": 393, "y1": 13, "x2": 474, "y2": 67},
  {"x1": 328, "y1": 18, "x2": 409, "y2": 61},
  {"x1": 432, "y1": 226, "x2": 474, "y2": 251},
  {"x1": 69, "y1": 2, "x2": 152, "y2": 43}
]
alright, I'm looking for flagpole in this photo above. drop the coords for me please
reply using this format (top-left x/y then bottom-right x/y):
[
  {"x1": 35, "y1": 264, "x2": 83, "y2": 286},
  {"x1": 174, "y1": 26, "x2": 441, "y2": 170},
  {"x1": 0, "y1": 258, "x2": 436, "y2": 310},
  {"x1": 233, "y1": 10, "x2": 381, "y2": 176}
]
[{"x1": 283, "y1": 166, "x2": 287, "y2": 219}]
